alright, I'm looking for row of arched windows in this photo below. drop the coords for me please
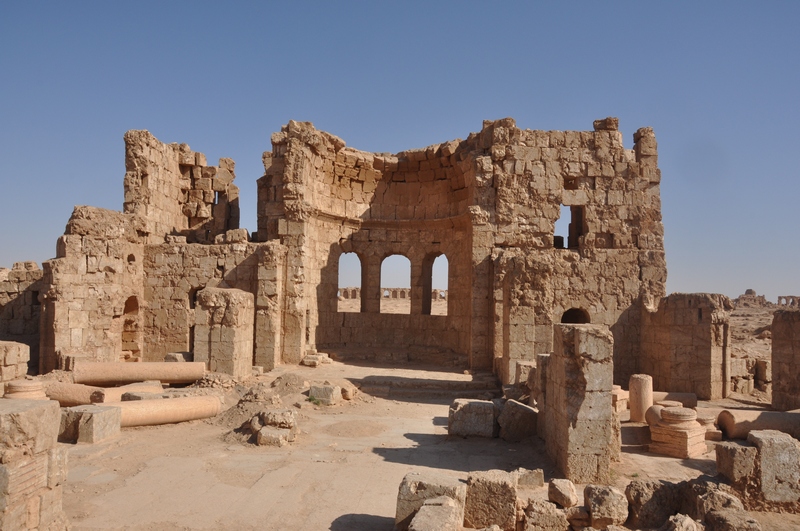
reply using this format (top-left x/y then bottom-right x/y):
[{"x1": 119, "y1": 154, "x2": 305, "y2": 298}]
[{"x1": 337, "y1": 253, "x2": 448, "y2": 315}]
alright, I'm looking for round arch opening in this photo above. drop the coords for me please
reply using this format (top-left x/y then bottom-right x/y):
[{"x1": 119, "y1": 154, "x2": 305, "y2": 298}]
[{"x1": 561, "y1": 308, "x2": 590, "y2": 324}]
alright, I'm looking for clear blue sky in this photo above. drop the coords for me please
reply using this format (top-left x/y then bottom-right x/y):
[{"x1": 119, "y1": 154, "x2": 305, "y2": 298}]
[{"x1": 1, "y1": 2, "x2": 797, "y2": 301}]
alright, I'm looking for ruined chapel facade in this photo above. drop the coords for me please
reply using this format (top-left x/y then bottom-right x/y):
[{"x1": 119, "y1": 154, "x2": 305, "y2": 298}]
[{"x1": 3, "y1": 117, "x2": 735, "y2": 396}]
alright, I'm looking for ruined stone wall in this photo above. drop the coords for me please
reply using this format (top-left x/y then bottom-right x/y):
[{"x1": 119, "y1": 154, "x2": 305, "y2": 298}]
[
  {"x1": 256, "y1": 118, "x2": 665, "y2": 376},
  {"x1": 772, "y1": 310, "x2": 800, "y2": 411},
  {"x1": 0, "y1": 262, "x2": 42, "y2": 371},
  {"x1": 39, "y1": 206, "x2": 145, "y2": 372},
  {"x1": 141, "y1": 239, "x2": 289, "y2": 369},
  {"x1": 640, "y1": 293, "x2": 733, "y2": 400},
  {"x1": 194, "y1": 287, "x2": 254, "y2": 378},
  {"x1": 478, "y1": 118, "x2": 666, "y2": 383},
  {"x1": 123, "y1": 130, "x2": 240, "y2": 244},
  {"x1": 257, "y1": 121, "x2": 474, "y2": 362}
]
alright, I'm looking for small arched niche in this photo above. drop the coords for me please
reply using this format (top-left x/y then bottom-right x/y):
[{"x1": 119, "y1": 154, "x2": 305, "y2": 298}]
[{"x1": 561, "y1": 308, "x2": 590, "y2": 324}]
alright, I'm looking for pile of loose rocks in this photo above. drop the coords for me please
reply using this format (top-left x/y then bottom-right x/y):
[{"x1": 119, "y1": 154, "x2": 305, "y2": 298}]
[{"x1": 395, "y1": 469, "x2": 762, "y2": 530}]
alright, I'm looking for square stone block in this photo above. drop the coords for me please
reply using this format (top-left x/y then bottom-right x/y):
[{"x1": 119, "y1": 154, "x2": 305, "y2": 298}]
[
  {"x1": 395, "y1": 471, "x2": 466, "y2": 531},
  {"x1": 0, "y1": 399, "x2": 60, "y2": 457},
  {"x1": 59, "y1": 405, "x2": 121, "y2": 444}
]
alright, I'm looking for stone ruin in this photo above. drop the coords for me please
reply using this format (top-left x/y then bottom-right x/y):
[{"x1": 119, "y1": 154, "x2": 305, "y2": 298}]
[
  {"x1": 1, "y1": 116, "x2": 799, "y2": 529},
  {"x1": 0, "y1": 116, "x2": 767, "y2": 401}
]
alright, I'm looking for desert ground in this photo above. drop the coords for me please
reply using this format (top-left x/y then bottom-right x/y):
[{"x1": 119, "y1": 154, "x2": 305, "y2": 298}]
[{"x1": 60, "y1": 300, "x2": 798, "y2": 531}]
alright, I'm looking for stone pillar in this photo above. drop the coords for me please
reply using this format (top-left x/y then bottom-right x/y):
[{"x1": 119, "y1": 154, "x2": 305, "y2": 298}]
[
  {"x1": 534, "y1": 353, "x2": 549, "y2": 440},
  {"x1": 545, "y1": 324, "x2": 616, "y2": 483},
  {"x1": 0, "y1": 399, "x2": 69, "y2": 529},
  {"x1": 629, "y1": 374, "x2": 653, "y2": 423},
  {"x1": 194, "y1": 288, "x2": 254, "y2": 378},
  {"x1": 362, "y1": 255, "x2": 381, "y2": 313},
  {"x1": 772, "y1": 310, "x2": 800, "y2": 411}
]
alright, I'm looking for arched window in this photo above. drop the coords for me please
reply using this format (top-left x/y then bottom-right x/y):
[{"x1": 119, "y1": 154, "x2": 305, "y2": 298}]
[
  {"x1": 338, "y1": 252, "x2": 362, "y2": 313},
  {"x1": 423, "y1": 253, "x2": 449, "y2": 316},
  {"x1": 561, "y1": 308, "x2": 590, "y2": 324},
  {"x1": 380, "y1": 254, "x2": 410, "y2": 314}
]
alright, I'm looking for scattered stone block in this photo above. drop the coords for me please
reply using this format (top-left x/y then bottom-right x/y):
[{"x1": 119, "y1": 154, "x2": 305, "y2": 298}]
[
  {"x1": 705, "y1": 509, "x2": 762, "y2": 530},
  {"x1": 513, "y1": 468, "x2": 544, "y2": 488},
  {"x1": 522, "y1": 498, "x2": 569, "y2": 530},
  {"x1": 0, "y1": 399, "x2": 60, "y2": 459},
  {"x1": 661, "y1": 514, "x2": 701, "y2": 531},
  {"x1": 395, "y1": 471, "x2": 466, "y2": 531},
  {"x1": 448, "y1": 399, "x2": 495, "y2": 438},
  {"x1": 548, "y1": 479, "x2": 578, "y2": 508},
  {"x1": 715, "y1": 441, "x2": 757, "y2": 484},
  {"x1": 584, "y1": 484, "x2": 628, "y2": 529},
  {"x1": 59, "y1": 405, "x2": 121, "y2": 444},
  {"x1": 515, "y1": 361, "x2": 536, "y2": 388},
  {"x1": 564, "y1": 505, "x2": 590, "y2": 528},
  {"x1": 746, "y1": 429, "x2": 800, "y2": 503},
  {"x1": 408, "y1": 496, "x2": 461, "y2": 531},
  {"x1": 164, "y1": 351, "x2": 191, "y2": 362},
  {"x1": 309, "y1": 382, "x2": 341, "y2": 405},
  {"x1": 301, "y1": 353, "x2": 332, "y2": 367},
  {"x1": 464, "y1": 469, "x2": 517, "y2": 531},
  {"x1": 497, "y1": 399, "x2": 537, "y2": 442},
  {"x1": 625, "y1": 479, "x2": 681, "y2": 529},
  {"x1": 0, "y1": 398, "x2": 68, "y2": 529},
  {"x1": 695, "y1": 489, "x2": 743, "y2": 521},
  {"x1": 256, "y1": 426, "x2": 294, "y2": 447}
]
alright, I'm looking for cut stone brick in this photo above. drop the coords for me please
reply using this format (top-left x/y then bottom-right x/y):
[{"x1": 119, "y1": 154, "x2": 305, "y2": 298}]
[
  {"x1": 548, "y1": 479, "x2": 578, "y2": 508},
  {"x1": 464, "y1": 469, "x2": 517, "y2": 531},
  {"x1": 395, "y1": 471, "x2": 466, "y2": 531},
  {"x1": 584, "y1": 484, "x2": 628, "y2": 529},
  {"x1": 448, "y1": 399, "x2": 495, "y2": 438},
  {"x1": 309, "y1": 382, "x2": 341, "y2": 405},
  {"x1": 746, "y1": 429, "x2": 800, "y2": 503},
  {"x1": 59, "y1": 405, "x2": 121, "y2": 444},
  {"x1": 407, "y1": 496, "x2": 461, "y2": 531}
]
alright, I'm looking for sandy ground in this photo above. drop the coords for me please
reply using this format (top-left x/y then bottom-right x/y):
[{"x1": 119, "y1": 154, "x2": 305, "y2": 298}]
[
  {"x1": 59, "y1": 359, "x2": 800, "y2": 531},
  {"x1": 338, "y1": 298, "x2": 447, "y2": 315}
]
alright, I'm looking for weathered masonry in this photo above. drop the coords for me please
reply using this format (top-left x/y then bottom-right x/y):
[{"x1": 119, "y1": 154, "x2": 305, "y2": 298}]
[{"x1": 6, "y1": 117, "x2": 749, "y2": 395}]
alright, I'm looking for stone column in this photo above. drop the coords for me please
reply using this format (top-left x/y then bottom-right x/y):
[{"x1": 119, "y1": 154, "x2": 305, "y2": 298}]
[
  {"x1": 629, "y1": 374, "x2": 653, "y2": 423},
  {"x1": 545, "y1": 324, "x2": 616, "y2": 483}
]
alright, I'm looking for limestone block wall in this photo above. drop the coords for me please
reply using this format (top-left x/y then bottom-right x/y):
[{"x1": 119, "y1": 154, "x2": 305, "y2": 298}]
[
  {"x1": 481, "y1": 118, "x2": 665, "y2": 383},
  {"x1": 640, "y1": 293, "x2": 733, "y2": 400},
  {"x1": 256, "y1": 118, "x2": 666, "y2": 375},
  {"x1": 545, "y1": 323, "x2": 616, "y2": 483},
  {"x1": 0, "y1": 399, "x2": 69, "y2": 530},
  {"x1": 0, "y1": 261, "x2": 42, "y2": 371},
  {"x1": 142, "y1": 240, "x2": 289, "y2": 369},
  {"x1": 39, "y1": 206, "x2": 145, "y2": 372},
  {"x1": 194, "y1": 287, "x2": 254, "y2": 378},
  {"x1": 0, "y1": 341, "x2": 30, "y2": 392},
  {"x1": 123, "y1": 130, "x2": 240, "y2": 244},
  {"x1": 772, "y1": 310, "x2": 800, "y2": 411},
  {"x1": 257, "y1": 121, "x2": 474, "y2": 361}
]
